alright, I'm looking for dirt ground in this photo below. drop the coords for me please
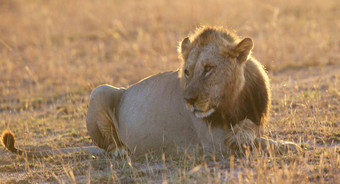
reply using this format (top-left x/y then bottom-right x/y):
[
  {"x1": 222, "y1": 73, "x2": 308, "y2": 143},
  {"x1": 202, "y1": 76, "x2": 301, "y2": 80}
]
[{"x1": 0, "y1": 0, "x2": 339, "y2": 183}]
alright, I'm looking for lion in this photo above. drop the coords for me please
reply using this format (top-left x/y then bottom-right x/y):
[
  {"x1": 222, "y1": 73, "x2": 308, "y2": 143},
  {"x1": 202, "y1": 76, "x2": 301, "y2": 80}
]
[{"x1": 2, "y1": 26, "x2": 301, "y2": 157}]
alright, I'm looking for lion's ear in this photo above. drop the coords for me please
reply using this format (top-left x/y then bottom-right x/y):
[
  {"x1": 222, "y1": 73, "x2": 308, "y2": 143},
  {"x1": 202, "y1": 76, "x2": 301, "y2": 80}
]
[
  {"x1": 234, "y1": 38, "x2": 253, "y2": 63},
  {"x1": 178, "y1": 37, "x2": 191, "y2": 59},
  {"x1": 181, "y1": 37, "x2": 190, "y2": 52}
]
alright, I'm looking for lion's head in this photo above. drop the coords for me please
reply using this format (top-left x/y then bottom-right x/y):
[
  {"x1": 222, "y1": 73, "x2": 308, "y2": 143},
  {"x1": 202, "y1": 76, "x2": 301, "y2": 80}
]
[{"x1": 178, "y1": 26, "x2": 254, "y2": 119}]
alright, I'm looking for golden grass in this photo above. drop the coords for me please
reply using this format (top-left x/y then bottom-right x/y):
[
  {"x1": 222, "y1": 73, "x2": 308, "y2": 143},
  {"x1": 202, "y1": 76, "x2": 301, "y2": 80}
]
[{"x1": 0, "y1": 0, "x2": 339, "y2": 183}]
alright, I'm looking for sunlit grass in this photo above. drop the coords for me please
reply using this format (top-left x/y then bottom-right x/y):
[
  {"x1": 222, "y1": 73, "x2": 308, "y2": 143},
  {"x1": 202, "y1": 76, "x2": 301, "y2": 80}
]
[{"x1": 0, "y1": 0, "x2": 339, "y2": 183}]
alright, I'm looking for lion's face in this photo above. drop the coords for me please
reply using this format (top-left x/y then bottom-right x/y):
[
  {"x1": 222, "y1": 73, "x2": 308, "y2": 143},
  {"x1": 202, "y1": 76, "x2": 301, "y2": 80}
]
[{"x1": 178, "y1": 28, "x2": 253, "y2": 119}]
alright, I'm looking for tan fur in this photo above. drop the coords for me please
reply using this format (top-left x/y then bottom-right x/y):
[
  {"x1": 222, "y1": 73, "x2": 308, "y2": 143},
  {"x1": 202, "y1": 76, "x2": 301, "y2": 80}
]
[{"x1": 1, "y1": 26, "x2": 301, "y2": 157}]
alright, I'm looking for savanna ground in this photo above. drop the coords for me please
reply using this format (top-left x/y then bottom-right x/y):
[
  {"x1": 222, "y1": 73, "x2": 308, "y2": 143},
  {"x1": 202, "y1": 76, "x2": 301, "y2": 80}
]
[{"x1": 0, "y1": 0, "x2": 339, "y2": 183}]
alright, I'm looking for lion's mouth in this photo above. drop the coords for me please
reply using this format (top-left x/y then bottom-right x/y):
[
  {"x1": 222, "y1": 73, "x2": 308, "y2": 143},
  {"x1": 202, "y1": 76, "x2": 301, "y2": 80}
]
[
  {"x1": 186, "y1": 103, "x2": 215, "y2": 118},
  {"x1": 193, "y1": 108, "x2": 215, "y2": 118}
]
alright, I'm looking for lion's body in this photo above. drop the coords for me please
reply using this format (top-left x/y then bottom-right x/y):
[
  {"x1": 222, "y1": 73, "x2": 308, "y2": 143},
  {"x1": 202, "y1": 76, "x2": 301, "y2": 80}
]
[
  {"x1": 86, "y1": 51, "x2": 270, "y2": 155},
  {"x1": 88, "y1": 71, "x2": 228, "y2": 155},
  {"x1": 118, "y1": 72, "x2": 199, "y2": 154},
  {"x1": 2, "y1": 26, "x2": 302, "y2": 157}
]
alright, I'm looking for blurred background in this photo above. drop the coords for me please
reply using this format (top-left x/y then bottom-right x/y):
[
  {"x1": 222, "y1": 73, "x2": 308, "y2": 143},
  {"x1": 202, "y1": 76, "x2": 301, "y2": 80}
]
[
  {"x1": 0, "y1": 0, "x2": 339, "y2": 99},
  {"x1": 0, "y1": 1, "x2": 339, "y2": 182}
]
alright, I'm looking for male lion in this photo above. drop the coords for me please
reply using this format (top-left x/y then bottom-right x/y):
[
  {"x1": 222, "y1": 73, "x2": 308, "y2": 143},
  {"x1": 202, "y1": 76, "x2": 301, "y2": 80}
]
[{"x1": 2, "y1": 26, "x2": 301, "y2": 157}]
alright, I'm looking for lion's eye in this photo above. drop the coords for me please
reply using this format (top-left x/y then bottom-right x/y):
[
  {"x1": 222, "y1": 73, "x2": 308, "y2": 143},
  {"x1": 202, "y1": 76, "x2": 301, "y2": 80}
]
[
  {"x1": 204, "y1": 65, "x2": 212, "y2": 73},
  {"x1": 184, "y1": 69, "x2": 190, "y2": 77},
  {"x1": 203, "y1": 65, "x2": 214, "y2": 77}
]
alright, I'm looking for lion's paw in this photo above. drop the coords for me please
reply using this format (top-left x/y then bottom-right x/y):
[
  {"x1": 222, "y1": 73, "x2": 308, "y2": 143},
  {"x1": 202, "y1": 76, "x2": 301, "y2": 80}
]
[
  {"x1": 224, "y1": 119, "x2": 258, "y2": 156},
  {"x1": 107, "y1": 148, "x2": 128, "y2": 159},
  {"x1": 275, "y1": 140, "x2": 302, "y2": 153},
  {"x1": 255, "y1": 137, "x2": 302, "y2": 154}
]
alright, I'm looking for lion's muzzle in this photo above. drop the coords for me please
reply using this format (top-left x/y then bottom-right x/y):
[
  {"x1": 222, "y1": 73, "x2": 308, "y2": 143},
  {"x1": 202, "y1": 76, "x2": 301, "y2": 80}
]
[
  {"x1": 185, "y1": 100, "x2": 215, "y2": 119},
  {"x1": 193, "y1": 108, "x2": 215, "y2": 118}
]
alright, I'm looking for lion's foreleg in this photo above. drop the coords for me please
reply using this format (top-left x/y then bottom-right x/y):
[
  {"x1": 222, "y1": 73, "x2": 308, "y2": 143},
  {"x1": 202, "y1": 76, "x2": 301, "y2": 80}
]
[
  {"x1": 224, "y1": 119, "x2": 302, "y2": 155},
  {"x1": 224, "y1": 119, "x2": 259, "y2": 155},
  {"x1": 254, "y1": 137, "x2": 302, "y2": 154}
]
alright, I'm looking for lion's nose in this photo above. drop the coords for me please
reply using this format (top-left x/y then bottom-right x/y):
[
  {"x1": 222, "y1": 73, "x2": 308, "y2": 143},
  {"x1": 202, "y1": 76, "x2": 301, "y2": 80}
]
[{"x1": 185, "y1": 96, "x2": 198, "y2": 105}]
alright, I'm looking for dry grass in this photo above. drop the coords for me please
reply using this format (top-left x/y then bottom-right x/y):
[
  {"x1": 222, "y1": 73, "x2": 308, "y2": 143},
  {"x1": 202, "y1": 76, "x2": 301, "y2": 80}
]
[{"x1": 0, "y1": 0, "x2": 339, "y2": 183}]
